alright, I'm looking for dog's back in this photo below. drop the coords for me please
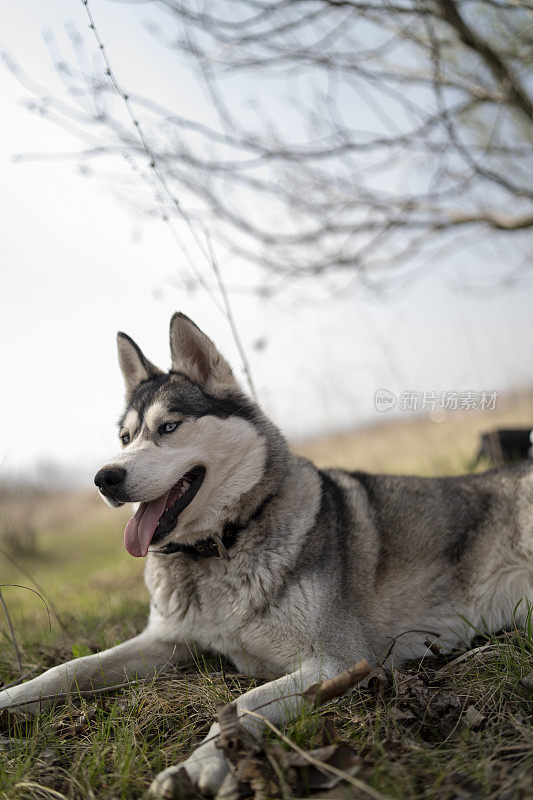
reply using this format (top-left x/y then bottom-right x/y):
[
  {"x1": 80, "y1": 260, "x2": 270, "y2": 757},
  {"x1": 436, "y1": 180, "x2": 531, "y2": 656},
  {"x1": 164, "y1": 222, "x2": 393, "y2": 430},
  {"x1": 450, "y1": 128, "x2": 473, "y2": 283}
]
[
  {"x1": 340, "y1": 463, "x2": 533, "y2": 658},
  {"x1": 145, "y1": 454, "x2": 533, "y2": 670}
]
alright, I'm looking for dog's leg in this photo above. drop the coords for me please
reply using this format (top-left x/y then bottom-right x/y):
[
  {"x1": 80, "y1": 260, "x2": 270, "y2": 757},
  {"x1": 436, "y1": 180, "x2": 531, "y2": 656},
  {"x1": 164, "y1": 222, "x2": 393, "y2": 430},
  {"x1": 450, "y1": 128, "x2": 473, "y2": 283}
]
[
  {"x1": 149, "y1": 657, "x2": 343, "y2": 798},
  {"x1": 0, "y1": 631, "x2": 189, "y2": 714}
]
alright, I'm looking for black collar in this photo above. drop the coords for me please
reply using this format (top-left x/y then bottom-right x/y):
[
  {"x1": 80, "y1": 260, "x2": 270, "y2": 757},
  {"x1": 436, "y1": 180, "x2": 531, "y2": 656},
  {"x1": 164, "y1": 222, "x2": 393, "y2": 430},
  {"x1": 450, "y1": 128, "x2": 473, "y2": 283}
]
[{"x1": 155, "y1": 492, "x2": 274, "y2": 559}]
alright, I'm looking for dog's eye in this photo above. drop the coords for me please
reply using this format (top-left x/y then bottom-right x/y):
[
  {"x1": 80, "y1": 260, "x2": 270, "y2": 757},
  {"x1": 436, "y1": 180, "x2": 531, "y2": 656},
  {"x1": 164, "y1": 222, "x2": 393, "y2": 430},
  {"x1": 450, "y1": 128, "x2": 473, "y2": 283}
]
[
  {"x1": 159, "y1": 422, "x2": 180, "y2": 435},
  {"x1": 120, "y1": 433, "x2": 130, "y2": 446}
]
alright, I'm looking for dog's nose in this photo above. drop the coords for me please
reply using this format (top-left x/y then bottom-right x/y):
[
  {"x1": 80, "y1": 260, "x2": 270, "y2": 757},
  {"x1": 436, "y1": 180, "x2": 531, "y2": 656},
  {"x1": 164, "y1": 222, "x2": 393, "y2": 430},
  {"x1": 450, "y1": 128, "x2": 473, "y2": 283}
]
[{"x1": 94, "y1": 466, "x2": 126, "y2": 494}]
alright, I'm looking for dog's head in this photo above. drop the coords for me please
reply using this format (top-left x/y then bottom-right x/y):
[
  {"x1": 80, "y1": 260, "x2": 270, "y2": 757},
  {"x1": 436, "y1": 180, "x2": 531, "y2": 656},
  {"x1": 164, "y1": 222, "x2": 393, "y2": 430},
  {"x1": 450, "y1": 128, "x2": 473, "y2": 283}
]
[{"x1": 94, "y1": 313, "x2": 279, "y2": 557}]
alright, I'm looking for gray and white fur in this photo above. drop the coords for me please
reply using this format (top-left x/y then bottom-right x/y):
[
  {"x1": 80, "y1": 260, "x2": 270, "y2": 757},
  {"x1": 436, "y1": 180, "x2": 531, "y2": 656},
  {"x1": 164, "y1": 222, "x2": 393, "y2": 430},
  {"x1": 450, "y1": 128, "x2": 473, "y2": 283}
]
[{"x1": 1, "y1": 312, "x2": 532, "y2": 799}]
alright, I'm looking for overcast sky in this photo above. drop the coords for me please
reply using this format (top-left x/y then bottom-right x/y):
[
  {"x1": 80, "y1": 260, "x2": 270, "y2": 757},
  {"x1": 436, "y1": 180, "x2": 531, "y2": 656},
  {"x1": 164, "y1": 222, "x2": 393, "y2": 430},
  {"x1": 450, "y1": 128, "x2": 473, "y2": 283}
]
[{"x1": 1, "y1": 0, "x2": 532, "y2": 483}]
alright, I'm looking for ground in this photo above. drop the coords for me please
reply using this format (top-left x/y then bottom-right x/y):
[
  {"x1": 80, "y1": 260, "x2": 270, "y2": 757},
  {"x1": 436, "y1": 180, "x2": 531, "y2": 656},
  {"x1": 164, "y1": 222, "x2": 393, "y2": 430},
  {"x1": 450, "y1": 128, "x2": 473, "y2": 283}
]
[{"x1": 0, "y1": 394, "x2": 532, "y2": 800}]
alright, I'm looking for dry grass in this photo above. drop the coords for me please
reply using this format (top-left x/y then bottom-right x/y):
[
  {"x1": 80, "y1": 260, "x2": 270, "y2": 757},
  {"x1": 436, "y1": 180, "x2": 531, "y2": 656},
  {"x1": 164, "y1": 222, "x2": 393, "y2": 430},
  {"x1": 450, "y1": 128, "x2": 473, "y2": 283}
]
[
  {"x1": 293, "y1": 389, "x2": 533, "y2": 475},
  {"x1": 0, "y1": 397, "x2": 532, "y2": 799}
]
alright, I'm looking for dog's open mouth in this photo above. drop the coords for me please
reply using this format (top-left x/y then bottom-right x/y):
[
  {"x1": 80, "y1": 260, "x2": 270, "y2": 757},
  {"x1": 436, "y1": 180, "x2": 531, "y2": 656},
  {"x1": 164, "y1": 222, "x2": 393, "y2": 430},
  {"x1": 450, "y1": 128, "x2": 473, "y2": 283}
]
[{"x1": 123, "y1": 466, "x2": 206, "y2": 557}]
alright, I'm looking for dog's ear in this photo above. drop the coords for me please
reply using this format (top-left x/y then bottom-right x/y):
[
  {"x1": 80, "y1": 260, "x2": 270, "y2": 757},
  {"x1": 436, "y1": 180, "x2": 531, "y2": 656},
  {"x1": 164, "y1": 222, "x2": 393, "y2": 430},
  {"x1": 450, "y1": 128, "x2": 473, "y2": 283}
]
[
  {"x1": 169, "y1": 312, "x2": 237, "y2": 391},
  {"x1": 117, "y1": 332, "x2": 163, "y2": 399}
]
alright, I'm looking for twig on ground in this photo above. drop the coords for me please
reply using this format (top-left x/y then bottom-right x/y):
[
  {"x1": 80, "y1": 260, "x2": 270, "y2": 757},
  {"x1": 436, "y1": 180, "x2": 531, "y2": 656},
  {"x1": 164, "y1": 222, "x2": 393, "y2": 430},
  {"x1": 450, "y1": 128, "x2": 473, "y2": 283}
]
[
  {"x1": 0, "y1": 661, "x2": 233, "y2": 710},
  {"x1": 303, "y1": 660, "x2": 370, "y2": 708},
  {"x1": 424, "y1": 638, "x2": 443, "y2": 656},
  {"x1": 435, "y1": 643, "x2": 503, "y2": 675},
  {"x1": 0, "y1": 669, "x2": 198, "y2": 710},
  {"x1": 381, "y1": 629, "x2": 441, "y2": 663},
  {"x1": 0, "y1": 682, "x2": 136, "y2": 711}
]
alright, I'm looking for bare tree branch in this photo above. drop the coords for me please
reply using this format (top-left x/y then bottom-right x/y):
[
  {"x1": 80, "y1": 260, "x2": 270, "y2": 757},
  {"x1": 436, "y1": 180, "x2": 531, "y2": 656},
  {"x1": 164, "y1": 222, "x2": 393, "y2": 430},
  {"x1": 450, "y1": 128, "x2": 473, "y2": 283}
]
[
  {"x1": 5, "y1": 0, "x2": 532, "y2": 291},
  {"x1": 438, "y1": 0, "x2": 533, "y2": 119}
]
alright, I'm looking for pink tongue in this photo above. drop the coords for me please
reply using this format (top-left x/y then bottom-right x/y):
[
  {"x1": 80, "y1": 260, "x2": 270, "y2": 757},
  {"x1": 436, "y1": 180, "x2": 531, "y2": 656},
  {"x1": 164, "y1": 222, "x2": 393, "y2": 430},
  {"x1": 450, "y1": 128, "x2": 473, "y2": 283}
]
[{"x1": 124, "y1": 492, "x2": 170, "y2": 557}]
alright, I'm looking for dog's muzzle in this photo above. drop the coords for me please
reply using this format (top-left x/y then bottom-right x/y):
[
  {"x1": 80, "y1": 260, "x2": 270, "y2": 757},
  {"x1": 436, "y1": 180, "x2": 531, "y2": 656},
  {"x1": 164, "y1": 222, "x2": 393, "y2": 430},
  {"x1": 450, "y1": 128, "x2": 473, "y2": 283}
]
[{"x1": 94, "y1": 466, "x2": 127, "y2": 501}]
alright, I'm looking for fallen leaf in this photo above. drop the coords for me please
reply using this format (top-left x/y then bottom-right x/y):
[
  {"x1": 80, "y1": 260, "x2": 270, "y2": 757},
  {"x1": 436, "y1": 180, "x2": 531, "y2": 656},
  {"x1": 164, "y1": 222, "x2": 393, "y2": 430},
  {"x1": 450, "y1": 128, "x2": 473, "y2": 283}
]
[
  {"x1": 303, "y1": 661, "x2": 370, "y2": 708},
  {"x1": 391, "y1": 707, "x2": 415, "y2": 721},
  {"x1": 519, "y1": 672, "x2": 533, "y2": 691},
  {"x1": 272, "y1": 742, "x2": 360, "y2": 794},
  {"x1": 465, "y1": 705, "x2": 486, "y2": 730}
]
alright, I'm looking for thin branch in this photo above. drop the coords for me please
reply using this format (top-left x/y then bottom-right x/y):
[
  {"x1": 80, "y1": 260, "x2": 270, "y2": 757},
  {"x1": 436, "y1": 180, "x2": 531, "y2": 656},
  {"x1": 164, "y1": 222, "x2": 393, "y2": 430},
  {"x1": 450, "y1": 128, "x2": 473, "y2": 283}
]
[
  {"x1": 79, "y1": 0, "x2": 257, "y2": 398},
  {"x1": 0, "y1": 547, "x2": 69, "y2": 635},
  {"x1": 438, "y1": 0, "x2": 533, "y2": 120},
  {"x1": 0, "y1": 588, "x2": 22, "y2": 677},
  {"x1": 0, "y1": 585, "x2": 53, "y2": 631},
  {"x1": 204, "y1": 233, "x2": 258, "y2": 400}
]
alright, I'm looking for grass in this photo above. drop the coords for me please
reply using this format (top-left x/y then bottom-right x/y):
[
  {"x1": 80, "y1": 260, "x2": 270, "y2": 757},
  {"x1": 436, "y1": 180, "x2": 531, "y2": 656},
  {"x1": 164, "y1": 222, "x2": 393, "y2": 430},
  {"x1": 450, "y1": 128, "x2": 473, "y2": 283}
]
[
  {"x1": 1, "y1": 398, "x2": 532, "y2": 799},
  {"x1": 1, "y1": 627, "x2": 531, "y2": 800}
]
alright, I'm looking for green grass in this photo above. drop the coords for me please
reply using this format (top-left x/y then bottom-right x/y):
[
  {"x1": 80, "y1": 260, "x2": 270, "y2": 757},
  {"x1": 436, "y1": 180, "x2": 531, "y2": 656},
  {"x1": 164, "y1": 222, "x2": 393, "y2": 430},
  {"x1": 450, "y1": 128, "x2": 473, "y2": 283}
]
[
  {"x1": 2, "y1": 626, "x2": 530, "y2": 800},
  {"x1": 0, "y1": 502, "x2": 144, "y2": 633}
]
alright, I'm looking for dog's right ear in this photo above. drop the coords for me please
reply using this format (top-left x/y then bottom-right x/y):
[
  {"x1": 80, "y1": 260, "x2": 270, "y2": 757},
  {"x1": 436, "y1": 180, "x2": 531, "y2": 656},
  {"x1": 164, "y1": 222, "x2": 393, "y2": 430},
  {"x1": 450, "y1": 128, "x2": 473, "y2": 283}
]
[
  {"x1": 117, "y1": 332, "x2": 163, "y2": 400},
  {"x1": 169, "y1": 312, "x2": 237, "y2": 392}
]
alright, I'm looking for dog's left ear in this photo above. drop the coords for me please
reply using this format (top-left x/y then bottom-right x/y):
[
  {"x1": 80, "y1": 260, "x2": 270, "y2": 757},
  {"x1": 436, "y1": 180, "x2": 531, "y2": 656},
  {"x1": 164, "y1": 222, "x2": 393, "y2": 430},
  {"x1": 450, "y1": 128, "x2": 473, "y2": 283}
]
[
  {"x1": 169, "y1": 313, "x2": 237, "y2": 391},
  {"x1": 117, "y1": 332, "x2": 163, "y2": 400}
]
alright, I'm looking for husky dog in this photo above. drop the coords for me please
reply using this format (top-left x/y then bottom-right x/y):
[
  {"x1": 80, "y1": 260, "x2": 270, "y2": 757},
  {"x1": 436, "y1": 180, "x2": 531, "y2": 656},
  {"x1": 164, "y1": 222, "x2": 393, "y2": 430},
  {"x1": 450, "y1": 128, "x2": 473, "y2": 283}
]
[{"x1": 1, "y1": 313, "x2": 532, "y2": 798}]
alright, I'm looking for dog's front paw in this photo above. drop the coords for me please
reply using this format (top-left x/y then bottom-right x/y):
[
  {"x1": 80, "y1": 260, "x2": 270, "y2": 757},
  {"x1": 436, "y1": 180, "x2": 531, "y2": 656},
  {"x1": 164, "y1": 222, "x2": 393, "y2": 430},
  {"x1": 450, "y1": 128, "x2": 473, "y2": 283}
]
[
  {"x1": 149, "y1": 743, "x2": 229, "y2": 798},
  {"x1": 149, "y1": 765, "x2": 193, "y2": 799}
]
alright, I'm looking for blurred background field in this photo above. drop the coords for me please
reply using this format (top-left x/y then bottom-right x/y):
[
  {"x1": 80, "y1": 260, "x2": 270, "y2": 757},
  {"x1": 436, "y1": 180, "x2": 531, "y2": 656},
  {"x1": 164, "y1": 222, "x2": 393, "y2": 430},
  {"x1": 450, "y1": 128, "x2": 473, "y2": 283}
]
[
  {"x1": 1, "y1": 388, "x2": 531, "y2": 655},
  {"x1": 294, "y1": 389, "x2": 533, "y2": 474}
]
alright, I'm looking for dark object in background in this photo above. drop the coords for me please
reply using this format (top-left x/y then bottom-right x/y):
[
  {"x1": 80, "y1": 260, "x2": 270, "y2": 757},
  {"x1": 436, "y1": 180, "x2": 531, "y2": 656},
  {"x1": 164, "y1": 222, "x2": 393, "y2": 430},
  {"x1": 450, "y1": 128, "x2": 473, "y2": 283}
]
[{"x1": 473, "y1": 429, "x2": 533, "y2": 468}]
